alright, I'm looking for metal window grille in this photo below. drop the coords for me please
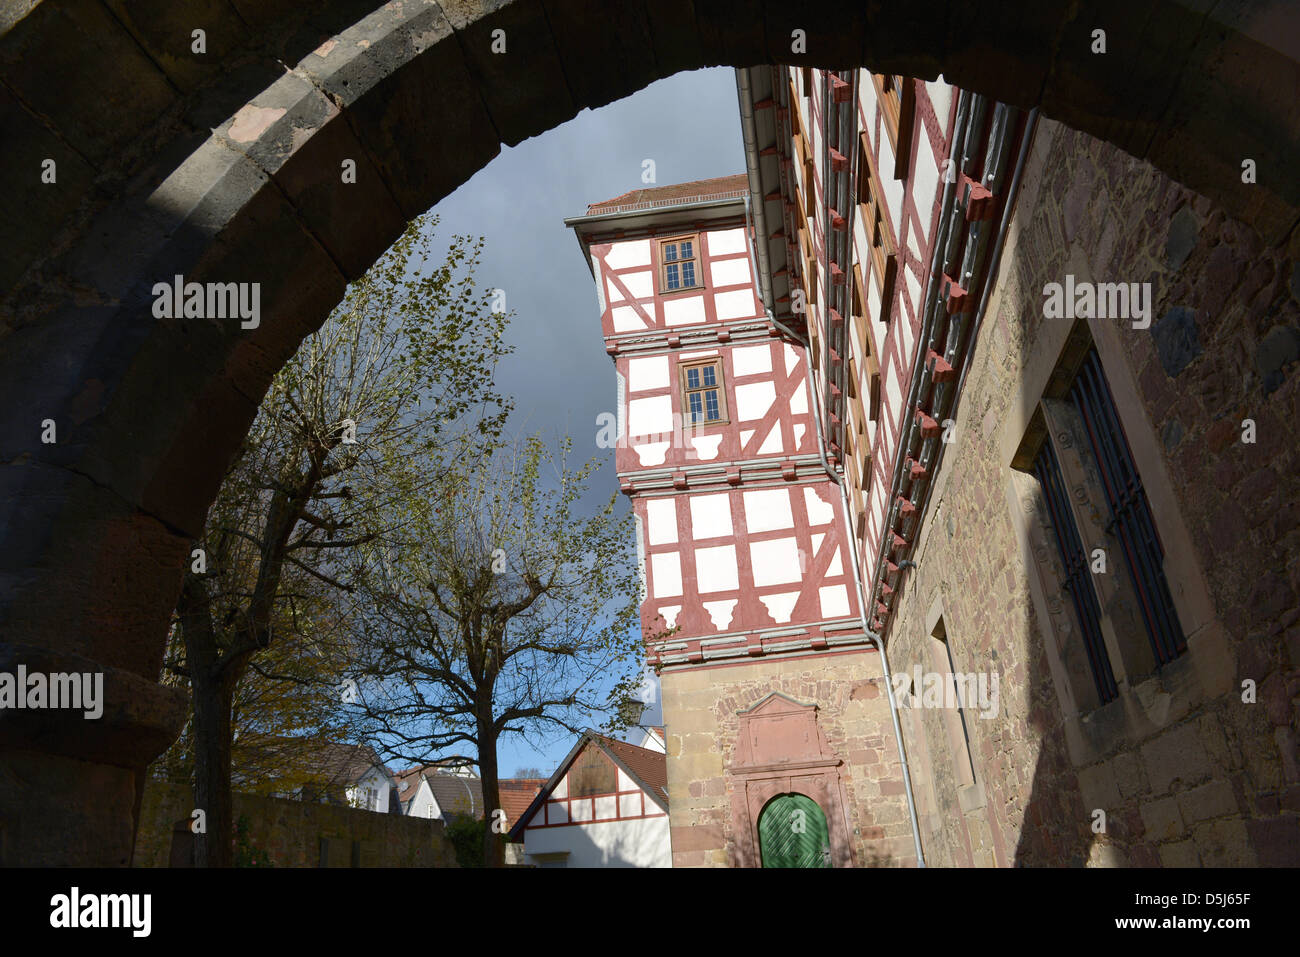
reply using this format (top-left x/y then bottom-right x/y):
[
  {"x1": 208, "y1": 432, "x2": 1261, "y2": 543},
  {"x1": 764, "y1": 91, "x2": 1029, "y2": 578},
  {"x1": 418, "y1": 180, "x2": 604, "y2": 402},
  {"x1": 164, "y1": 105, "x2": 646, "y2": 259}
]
[
  {"x1": 1069, "y1": 349, "x2": 1187, "y2": 665},
  {"x1": 1033, "y1": 438, "x2": 1119, "y2": 703}
]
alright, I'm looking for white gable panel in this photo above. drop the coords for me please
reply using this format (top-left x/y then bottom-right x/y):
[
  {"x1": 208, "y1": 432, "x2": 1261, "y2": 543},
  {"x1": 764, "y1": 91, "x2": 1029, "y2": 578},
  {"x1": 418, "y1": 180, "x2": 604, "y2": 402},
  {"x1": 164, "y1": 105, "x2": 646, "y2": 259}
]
[{"x1": 547, "y1": 800, "x2": 568, "y2": 824}]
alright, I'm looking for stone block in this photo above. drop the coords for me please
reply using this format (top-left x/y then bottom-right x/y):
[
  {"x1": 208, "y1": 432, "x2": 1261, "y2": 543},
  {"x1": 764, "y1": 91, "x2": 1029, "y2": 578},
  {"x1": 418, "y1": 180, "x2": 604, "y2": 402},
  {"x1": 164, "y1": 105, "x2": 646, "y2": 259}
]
[{"x1": 1139, "y1": 795, "x2": 1184, "y2": 841}]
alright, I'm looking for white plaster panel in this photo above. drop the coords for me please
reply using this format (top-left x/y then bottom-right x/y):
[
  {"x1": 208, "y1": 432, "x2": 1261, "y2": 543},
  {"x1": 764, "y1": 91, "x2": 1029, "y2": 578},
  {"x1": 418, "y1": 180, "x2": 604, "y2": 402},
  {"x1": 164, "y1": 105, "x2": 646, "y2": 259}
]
[
  {"x1": 714, "y1": 288, "x2": 758, "y2": 320},
  {"x1": 819, "y1": 584, "x2": 851, "y2": 618},
  {"x1": 690, "y1": 493, "x2": 733, "y2": 540},
  {"x1": 650, "y1": 552, "x2": 682, "y2": 598},
  {"x1": 622, "y1": 270, "x2": 653, "y2": 299},
  {"x1": 605, "y1": 239, "x2": 651, "y2": 269},
  {"x1": 913, "y1": 132, "x2": 941, "y2": 244},
  {"x1": 735, "y1": 380, "x2": 776, "y2": 421},
  {"x1": 885, "y1": 359, "x2": 902, "y2": 423},
  {"x1": 784, "y1": 344, "x2": 800, "y2": 373},
  {"x1": 634, "y1": 441, "x2": 670, "y2": 467},
  {"x1": 688, "y1": 434, "x2": 723, "y2": 460},
  {"x1": 617, "y1": 768, "x2": 635, "y2": 792},
  {"x1": 750, "y1": 537, "x2": 801, "y2": 587},
  {"x1": 627, "y1": 355, "x2": 669, "y2": 392},
  {"x1": 804, "y1": 486, "x2": 835, "y2": 526},
  {"x1": 611, "y1": 305, "x2": 648, "y2": 331},
  {"x1": 628, "y1": 395, "x2": 673, "y2": 435},
  {"x1": 703, "y1": 599, "x2": 738, "y2": 630},
  {"x1": 926, "y1": 78, "x2": 953, "y2": 133},
  {"x1": 743, "y1": 488, "x2": 794, "y2": 533},
  {"x1": 790, "y1": 378, "x2": 808, "y2": 415},
  {"x1": 757, "y1": 424, "x2": 784, "y2": 454},
  {"x1": 710, "y1": 257, "x2": 751, "y2": 288},
  {"x1": 547, "y1": 800, "x2": 568, "y2": 824},
  {"x1": 619, "y1": 793, "x2": 640, "y2": 817},
  {"x1": 553, "y1": 777, "x2": 568, "y2": 799},
  {"x1": 732, "y1": 344, "x2": 773, "y2": 376},
  {"x1": 645, "y1": 497, "x2": 678, "y2": 545},
  {"x1": 595, "y1": 795, "x2": 618, "y2": 820},
  {"x1": 760, "y1": 592, "x2": 800, "y2": 624},
  {"x1": 709, "y1": 227, "x2": 748, "y2": 255},
  {"x1": 695, "y1": 545, "x2": 739, "y2": 593},
  {"x1": 663, "y1": 295, "x2": 706, "y2": 326},
  {"x1": 571, "y1": 799, "x2": 593, "y2": 822}
]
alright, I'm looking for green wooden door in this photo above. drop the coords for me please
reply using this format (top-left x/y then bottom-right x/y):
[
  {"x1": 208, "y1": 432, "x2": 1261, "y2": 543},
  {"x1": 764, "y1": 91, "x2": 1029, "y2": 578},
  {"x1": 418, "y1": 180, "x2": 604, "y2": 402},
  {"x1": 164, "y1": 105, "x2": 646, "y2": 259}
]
[{"x1": 758, "y1": 793, "x2": 832, "y2": 868}]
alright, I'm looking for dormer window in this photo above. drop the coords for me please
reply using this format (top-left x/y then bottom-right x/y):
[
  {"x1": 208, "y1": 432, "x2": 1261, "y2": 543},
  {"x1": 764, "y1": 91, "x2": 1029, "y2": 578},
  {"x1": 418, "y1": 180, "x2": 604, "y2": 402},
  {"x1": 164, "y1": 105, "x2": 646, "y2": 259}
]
[{"x1": 659, "y1": 235, "x2": 701, "y2": 292}]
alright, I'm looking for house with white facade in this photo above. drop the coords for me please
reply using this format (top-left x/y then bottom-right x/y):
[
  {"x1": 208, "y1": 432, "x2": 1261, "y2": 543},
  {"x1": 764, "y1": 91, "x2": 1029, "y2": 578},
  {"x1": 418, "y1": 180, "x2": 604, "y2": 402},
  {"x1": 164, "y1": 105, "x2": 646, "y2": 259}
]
[
  {"x1": 394, "y1": 766, "x2": 485, "y2": 821},
  {"x1": 508, "y1": 732, "x2": 670, "y2": 868},
  {"x1": 291, "y1": 741, "x2": 399, "y2": 813}
]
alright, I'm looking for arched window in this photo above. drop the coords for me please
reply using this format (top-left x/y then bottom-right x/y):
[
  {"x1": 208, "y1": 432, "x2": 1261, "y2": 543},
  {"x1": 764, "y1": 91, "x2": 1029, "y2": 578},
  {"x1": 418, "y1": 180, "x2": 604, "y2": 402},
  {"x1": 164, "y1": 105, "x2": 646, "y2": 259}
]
[{"x1": 757, "y1": 793, "x2": 832, "y2": 868}]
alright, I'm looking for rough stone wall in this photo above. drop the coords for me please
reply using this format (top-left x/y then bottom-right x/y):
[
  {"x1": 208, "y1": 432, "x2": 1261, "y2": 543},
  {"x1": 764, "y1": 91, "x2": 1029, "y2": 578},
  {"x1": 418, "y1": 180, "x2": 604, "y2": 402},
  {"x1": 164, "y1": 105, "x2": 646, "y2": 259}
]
[
  {"x1": 885, "y1": 117, "x2": 1300, "y2": 867},
  {"x1": 662, "y1": 649, "x2": 915, "y2": 867},
  {"x1": 132, "y1": 779, "x2": 458, "y2": 867}
]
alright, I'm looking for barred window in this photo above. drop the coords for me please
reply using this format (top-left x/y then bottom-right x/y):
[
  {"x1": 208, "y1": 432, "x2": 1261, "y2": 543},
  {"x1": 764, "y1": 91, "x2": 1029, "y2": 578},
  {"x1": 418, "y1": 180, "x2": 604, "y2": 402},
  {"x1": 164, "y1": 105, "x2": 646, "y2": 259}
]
[{"x1": 1068, "y1": 348, "x2": 1187, "y2": 666}]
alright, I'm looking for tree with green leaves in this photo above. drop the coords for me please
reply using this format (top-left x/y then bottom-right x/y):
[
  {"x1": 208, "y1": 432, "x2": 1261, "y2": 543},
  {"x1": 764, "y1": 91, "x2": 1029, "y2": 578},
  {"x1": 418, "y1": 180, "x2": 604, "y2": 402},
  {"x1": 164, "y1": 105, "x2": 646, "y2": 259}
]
[
  {"x1": 165, "y1": 215, "x2": 511, "y2": 866},
  {"x1": 348, "y1": 434, "x2": 646, "y2": 867}
]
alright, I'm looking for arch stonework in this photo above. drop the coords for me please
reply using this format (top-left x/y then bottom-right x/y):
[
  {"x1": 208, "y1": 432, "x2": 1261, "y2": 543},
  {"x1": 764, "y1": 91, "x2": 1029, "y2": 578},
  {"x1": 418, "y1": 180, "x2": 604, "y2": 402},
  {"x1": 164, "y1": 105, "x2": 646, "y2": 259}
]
[{"x1": 0, "y1": 1, "x2": 1297, "y2": 864}]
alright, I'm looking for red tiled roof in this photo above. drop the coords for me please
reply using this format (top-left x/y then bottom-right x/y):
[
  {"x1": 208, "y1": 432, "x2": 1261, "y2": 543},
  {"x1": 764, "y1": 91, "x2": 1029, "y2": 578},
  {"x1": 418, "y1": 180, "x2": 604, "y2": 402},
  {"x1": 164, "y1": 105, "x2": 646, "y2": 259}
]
[
  {"x1": 497, "y1": 780, "x2": 544, "y2": 830},
  {"x1": 586, "y1": 173, "x2": 749, "y2": 214}
]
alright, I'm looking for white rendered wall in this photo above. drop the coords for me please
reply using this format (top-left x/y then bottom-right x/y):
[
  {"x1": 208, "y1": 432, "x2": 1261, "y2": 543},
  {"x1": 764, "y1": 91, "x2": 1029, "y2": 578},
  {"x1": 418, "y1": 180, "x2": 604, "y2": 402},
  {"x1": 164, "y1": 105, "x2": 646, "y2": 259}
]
[{"x1": 523, "y1": 814, "x2": 671, "y2": 868}]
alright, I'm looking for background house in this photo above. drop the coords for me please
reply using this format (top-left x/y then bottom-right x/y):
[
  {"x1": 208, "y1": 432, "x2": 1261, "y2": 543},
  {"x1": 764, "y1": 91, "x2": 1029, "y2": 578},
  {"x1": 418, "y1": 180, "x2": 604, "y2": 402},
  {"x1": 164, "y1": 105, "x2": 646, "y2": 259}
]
[{"x1": 509, "y1": 732, "x2": 670, "y2": 868}]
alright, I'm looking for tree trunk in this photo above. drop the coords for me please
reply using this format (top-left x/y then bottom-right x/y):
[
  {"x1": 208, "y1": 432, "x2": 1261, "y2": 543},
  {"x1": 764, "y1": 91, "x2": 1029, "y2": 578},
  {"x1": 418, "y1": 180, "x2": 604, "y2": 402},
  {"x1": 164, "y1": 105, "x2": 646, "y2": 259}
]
[
  {"x1": 191, "y1": 657, "x2": 249, "y2": 867},
  {"x1": 478, "y1": 718, "x2": 504, "y2": 868}
]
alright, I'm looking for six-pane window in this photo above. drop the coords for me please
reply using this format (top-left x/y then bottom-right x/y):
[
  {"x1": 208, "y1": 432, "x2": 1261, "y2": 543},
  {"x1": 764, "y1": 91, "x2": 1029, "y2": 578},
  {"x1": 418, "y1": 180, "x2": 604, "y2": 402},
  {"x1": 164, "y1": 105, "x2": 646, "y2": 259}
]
[
  {"x1": 681, "y1": 359, "x2": 727, "y2": 425},
  {"x1": 659, "y1": 235, "x2": 700, "y2": 291}
]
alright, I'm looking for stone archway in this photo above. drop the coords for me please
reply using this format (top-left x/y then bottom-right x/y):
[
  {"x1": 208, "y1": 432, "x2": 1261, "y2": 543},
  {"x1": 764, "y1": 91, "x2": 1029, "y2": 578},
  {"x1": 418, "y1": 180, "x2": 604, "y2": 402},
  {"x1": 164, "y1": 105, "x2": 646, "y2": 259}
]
[{"x1": 1, "y1": 1, "x2": 1297, "y2": 865}]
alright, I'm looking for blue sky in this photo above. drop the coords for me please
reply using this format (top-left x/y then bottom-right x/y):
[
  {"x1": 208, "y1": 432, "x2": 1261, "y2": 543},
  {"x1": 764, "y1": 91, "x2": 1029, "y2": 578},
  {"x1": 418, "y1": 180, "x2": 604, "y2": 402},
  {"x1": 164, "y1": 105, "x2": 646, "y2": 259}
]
[{"x1": 424, "y1": 66, "x2": 744, "y2": 777}]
